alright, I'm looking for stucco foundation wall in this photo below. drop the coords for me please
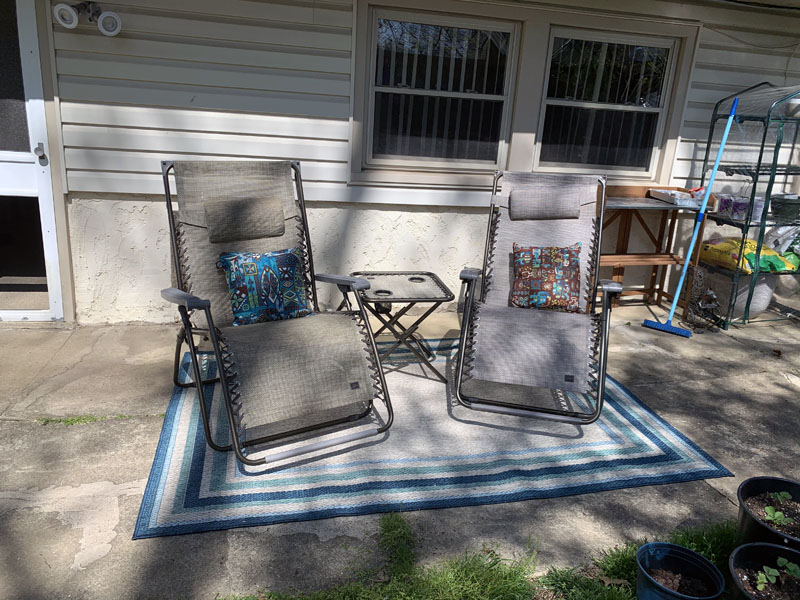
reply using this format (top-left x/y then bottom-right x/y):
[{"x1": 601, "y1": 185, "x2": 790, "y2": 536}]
[
  {"x1": 307, "y1": 203, "x2": 487, "y2": 311},
  {"x1": 68, "y1": 198, "x2": 488, "y2": 323},
  {"x1": 69, "y1": 199, "x2": 173, "y2": 323}
]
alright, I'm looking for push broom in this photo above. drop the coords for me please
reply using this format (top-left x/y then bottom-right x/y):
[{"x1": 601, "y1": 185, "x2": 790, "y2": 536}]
[{"x1": 643, "y1": 97, "x2": 739, "y2": 338}]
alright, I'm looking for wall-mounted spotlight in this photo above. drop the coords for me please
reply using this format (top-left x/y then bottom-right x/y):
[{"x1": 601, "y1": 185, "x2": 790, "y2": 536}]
[
  {"x1": 53, "y1": 3, "x2": 80, "y2": 28},
  {"x1": 96, "y1": 9, "x2": 122, "y2": 36},
  {"x1": 53, "y1": 2, "x2": 122, "y2": 37}
]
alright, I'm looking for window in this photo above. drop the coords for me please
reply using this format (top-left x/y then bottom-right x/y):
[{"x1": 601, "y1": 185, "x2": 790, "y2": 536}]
[
  {"x1": 537, "y1": 30, "x2": 677, "y2": 175},
  {"x1": 366, "y1": 11, "x2": 517, "y2": 169},
  {"x1": 352, "y1": 3, "x2": 698, "y2": 192}
]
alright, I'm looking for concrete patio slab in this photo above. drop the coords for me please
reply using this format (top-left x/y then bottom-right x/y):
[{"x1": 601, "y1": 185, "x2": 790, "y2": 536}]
[{"x1": 0, "y1": 304, "x2": 798, "y2": 599}]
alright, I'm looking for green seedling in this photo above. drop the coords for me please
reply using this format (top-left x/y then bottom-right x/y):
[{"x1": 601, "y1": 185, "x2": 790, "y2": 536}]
[
  {"x1": 757, "y1": 565, "x2": 780, "y2": 591},
  {"x1": 764, "y1": 506, "x2": 795, "y2": 527},
  {"x1": 778, "y1": 557, "x2": 800, "y2": 579},
  {"x1": 769, "y1": 491, "x2": 793, "y2": 504},
  {"x1": 756, "y1": 558, "x2": 800, "y2": 591}
]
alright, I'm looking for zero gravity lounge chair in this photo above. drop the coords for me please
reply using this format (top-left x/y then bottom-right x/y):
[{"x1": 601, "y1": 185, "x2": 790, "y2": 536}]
[
  {"x1": 160, "y1": 160, "x2": 392, "y2": 466},
  {"x1": 455, "y1": 172, "x2": 621, "y2": 424}
]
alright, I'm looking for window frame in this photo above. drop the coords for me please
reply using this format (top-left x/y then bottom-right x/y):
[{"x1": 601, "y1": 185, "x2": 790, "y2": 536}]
[
  {"x1": 362, "y1": 7, "x2": 520, "y2": 171},
  {"x1": 533, "y1": 27, "x2": 681, "y2": 178},
  {"x1": 350, "y1": 0, "x2": 700, "y2": 194}
]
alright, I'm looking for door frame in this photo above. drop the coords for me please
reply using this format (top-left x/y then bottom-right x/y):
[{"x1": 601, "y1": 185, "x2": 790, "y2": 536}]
[{"x1": 0, "y1": 0, "x2": 63, "y2": 322}]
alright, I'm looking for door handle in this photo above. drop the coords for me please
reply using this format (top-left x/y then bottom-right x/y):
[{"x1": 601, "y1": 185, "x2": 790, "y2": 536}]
[{"x1": 34, "y1": 142, "x2": 47, "y2": 159}]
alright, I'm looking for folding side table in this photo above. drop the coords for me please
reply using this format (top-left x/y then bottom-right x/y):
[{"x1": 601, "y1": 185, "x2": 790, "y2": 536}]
[{"x1": 350, "y1": 271, "x2": 454, "y2": 383}]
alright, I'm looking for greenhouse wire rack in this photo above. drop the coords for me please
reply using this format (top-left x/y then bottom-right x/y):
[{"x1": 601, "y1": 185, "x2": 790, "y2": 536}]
[{"x1": 699, "y1": 82, "x2": 800, "y2": 329}]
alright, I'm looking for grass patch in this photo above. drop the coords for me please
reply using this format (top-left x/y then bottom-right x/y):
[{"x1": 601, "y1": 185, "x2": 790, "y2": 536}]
[
  {"x1": 593, "y1": 539, "x2": 645, "y2": 585},
  {"x1": 36, "y1": 414, "x2": 135, "y2": 426},
  {"x1": 36, "y1": 415, "x2": 104, "y2": 426},
  {"x1": 535, "y1": 520, "x2": 736, "y2": 599},
  {"x1": 379, "y1": 513, "x2": 416, "y2": 577},
  {"x1": 590, "y1": 519, "x2": 737, "y2": 588},
  {"x1": 535, "y1": 567, "x2": 634, "y2": 600},
  {"x1": 229, "y1": 518, "x2": 738, "y2": 600},
  {"x1": 418, "y1": 548, "x2": 536, "y2": 599},
  {"x1": 231, "y1": 514, "x2": 536, "y2": 600},
  {"x1": 669, "y1": 520, "x2": 738, "y2": 573}
]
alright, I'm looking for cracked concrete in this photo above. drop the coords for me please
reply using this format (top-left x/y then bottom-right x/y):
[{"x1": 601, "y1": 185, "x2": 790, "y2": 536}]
[
  {"x1": 0, "y1": 480, "x2": 145, "y2": 571},
  {"x1": 0, "y1": 305, "x2": 799, "y2": 599}
]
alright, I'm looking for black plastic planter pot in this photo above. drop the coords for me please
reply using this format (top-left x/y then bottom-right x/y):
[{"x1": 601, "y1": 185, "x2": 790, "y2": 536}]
[
  {"x1": 636, "y1": 542, "x2": 725, "y2": 600},
  {"x1": 737, "y1": 477, "x2": 800, "y2": 550},
  {"x1": 729, "y1": 542, "x2": 800, "y2": 600}
]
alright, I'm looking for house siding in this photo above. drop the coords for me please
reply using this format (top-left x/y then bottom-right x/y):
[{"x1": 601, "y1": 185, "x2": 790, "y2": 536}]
[
  {"x1": 49, "y1": 0, "x2": 800, "y2": 322},
  {"x1": 672, "y1": 24, "x2": 800, "y2": 188},
  {"x1": 55, "y1": 0, "x2": 354, "y2": 200}
]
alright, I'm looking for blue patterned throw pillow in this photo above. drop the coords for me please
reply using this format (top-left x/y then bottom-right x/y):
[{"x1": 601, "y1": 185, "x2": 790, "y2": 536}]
[{"x1": 217, "y1": 248, "x2": 311, "y2": 326}]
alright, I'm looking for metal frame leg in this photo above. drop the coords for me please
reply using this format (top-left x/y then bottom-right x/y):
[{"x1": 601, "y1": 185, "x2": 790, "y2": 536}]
[
  {"x1": 177, "y1": 308, "x2": 232, "y2": 452},
  {"x1": 368, "y1": 302, "x2": 433, "y2": 359},
  {"x1": 173, "y1": 324, "x2": 221, "y2": 389},
  {"x1": 366, "y1": 301, "x2": 447, "y2": 382}
]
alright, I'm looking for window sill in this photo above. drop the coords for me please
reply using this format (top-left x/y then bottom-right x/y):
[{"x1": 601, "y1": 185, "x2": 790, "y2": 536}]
[
  {"x1": 348, "y1": 166, "x2": 665, "y2": 190},
  {"x1": 348, "y1": 167, "x2": 496, "y2": 190},
  {"x1": 536, "y1": 163, "x2": 658, "y2": 180}
]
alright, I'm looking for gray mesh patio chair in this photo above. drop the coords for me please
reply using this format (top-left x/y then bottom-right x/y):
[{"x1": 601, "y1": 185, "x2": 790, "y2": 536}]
[
  {"x1": 454, "y1": 172, "x2": 621, "y2": 424},
  {"x1": 160, "y1": 160, "x2": 392, "y2": 466}
]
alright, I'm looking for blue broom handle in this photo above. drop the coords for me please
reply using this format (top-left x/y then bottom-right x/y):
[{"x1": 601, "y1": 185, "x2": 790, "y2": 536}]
[{"x1": 667, "y1": 97, "x2": 739, "y2": 323}]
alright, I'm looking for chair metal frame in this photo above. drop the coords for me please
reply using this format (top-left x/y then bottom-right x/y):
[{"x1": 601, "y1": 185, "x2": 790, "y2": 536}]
[
  {"x1": 161, "y1": 160, "x2": 393, "y2": 465},
  {"x1": 454, "y1": 171, "x2": 621, "y2": 425}
]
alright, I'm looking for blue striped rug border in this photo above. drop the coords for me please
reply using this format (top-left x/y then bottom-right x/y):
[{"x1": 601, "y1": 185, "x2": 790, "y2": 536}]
[{"x1": 134, "y1": 340, "x2": 732, "y2": 539}]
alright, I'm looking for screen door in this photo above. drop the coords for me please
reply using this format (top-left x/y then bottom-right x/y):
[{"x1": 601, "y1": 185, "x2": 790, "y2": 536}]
[{"x1": 0, "y1": 0, "x2": 62, "y2": 321}]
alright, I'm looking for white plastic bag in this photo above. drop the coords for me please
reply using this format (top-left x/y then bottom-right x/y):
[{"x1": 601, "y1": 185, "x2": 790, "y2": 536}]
[{"x1": 764, "y1": 225, "x2": 800, "y2": 255}]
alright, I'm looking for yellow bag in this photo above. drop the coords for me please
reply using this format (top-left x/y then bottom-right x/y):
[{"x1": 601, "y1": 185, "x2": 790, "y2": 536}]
[{"x1": 700, "y1": 237, "x2": 797, "y2": 274}]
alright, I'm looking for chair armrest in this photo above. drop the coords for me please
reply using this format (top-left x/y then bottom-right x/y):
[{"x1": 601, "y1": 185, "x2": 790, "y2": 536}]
[
  {"x1": 315, "y1": 273, "x2": 370, "y2": 291},
  {"x1": 161, "y1": 287, "x2": 211, "y2": 310},
  {"x1": 598, "y1": 280, "x2": 623, "y2": 295},
  {"x1": 460, "y1": 268, "x2": 482, "y2": 282}
]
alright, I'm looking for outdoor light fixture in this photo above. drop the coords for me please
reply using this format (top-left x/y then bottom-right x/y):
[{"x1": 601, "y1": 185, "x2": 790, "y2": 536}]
[
  {"x1": 96, "y1": 10, "x2": 122, "y2": 36},
  {"x1": 52, "y1": 2, "x2": 122, "y2": 36},
  {"x1": 52, "y1": 3, "x2": 79, "y2": 28}
]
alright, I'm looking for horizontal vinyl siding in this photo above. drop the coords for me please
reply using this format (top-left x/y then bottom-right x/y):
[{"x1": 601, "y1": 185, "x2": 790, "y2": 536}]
[
  {"x1": 671, "y1": 22, "x2": 800, "y2": 188},
  {"x1": 55, "y1": 0, "x2": 355, "y2": 198},
  {"x1": 54, "y1": 0, "x2": 800, "y2": 200}
]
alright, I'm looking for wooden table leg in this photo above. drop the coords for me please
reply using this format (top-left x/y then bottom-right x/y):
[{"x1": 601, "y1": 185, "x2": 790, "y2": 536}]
[
  {"x1": 657, "y1": 210, "x2": 679, "y2": 307},
  {"x1": 612, "y1": 210, "x2": 633, "y2": 307},
  {"x1": 648, "y1": 211, "x2": 669, "y2": 304}
]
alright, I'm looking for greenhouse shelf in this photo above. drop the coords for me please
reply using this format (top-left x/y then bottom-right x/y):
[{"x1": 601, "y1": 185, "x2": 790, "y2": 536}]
[{"x1": 698, "y1": 81, "x2": 800, "y2": 329}]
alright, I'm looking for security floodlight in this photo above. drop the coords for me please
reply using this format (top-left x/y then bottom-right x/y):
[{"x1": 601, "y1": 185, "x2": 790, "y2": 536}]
[
  {"x1": 52, "y1": 3, "x2": 123, "y2": 37},
  {"x1": 96, "y1": 11, "x2": 122, "y2": 36},
  {"x1": 53, "y1": 3, "x2": 79, "y2": 29}
]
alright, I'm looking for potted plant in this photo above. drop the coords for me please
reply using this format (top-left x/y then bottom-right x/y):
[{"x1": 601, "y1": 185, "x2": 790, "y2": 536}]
[
  {"x1": 636, "y1": 542, "x2": 725, "y2": 599},
  {"x1": 737, "y1": 476, "x2": 800, "y2": 550},
  {"x1": 729, "y1": 542, "x2": 800, "y2": 599}
]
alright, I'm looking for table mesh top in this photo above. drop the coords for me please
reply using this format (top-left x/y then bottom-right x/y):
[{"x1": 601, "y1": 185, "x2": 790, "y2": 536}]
[
  {"x1": 606, "y1": 197, "x2": 700, "y2": 211},
  {"x1": 352, "y1": 271, "x2": 453, "y2": 302}
]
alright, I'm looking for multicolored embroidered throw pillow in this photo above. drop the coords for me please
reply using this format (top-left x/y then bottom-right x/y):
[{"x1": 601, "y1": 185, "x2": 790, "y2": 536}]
[
  {"x1": 217, "y1": 248, "x2": 311, "y2": 326},
  {"x1": 510, "y1": 243, "x2": 582, "y2": 312}
]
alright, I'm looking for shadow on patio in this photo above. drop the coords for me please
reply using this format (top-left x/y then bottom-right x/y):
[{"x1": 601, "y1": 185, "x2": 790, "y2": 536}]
[{"x1": 0, "y1": 303, "x2": 798, "y2": 598}]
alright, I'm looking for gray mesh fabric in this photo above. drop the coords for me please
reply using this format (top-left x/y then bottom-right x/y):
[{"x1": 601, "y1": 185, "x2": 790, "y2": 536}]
[
  {"x1": 485, "y1": 173, "x2": 601, "y2": 310},
  {"x1": 358, "y1": 273, "x2": 451, "y2": 301},
  {"x1": 463, "y1": 172, "x2": 603, "y2": 395},
  {"x1": 508, "y1": 185, "x2": 581, "y2": 221},
  {"x1": 220, "y1": 313, "x2": 377, "y2": 443},
  {"x1": 203, "y1": 195, "x2": 284, "y2": 243},
  {"x1": 461, "y1": 378, "x2": 585, "y2": 411},
  {"x1": 173, "y1": 161, "x2": 307, "y2": 326},
  {"x1": 467, "y1": 306, "x2": 594, "y2": 394}
]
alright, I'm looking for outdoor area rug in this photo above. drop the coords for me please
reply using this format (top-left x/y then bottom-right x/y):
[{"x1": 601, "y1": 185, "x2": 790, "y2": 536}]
[{"x1": 134, "y1": 339, "x2": 731, "y2": 539}]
